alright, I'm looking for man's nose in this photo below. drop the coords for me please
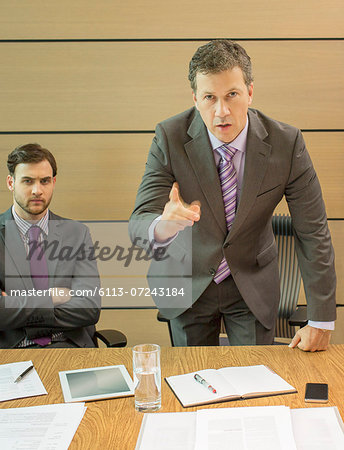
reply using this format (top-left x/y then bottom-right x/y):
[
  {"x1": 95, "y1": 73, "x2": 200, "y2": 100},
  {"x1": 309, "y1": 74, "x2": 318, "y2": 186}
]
[
  {"x1": 215, "y1": 99, "x2": 230, "y2": 117},
  {"x1": 31, "y1": 182, "x2": 42, "y2": 195}
]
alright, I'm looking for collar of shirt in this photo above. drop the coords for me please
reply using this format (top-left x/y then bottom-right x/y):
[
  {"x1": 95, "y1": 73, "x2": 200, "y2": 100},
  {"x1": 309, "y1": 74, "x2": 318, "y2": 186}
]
[
  {"x1": 12, "y1": 206, "x2": 49, "y2": 241},
  {"x1": 207, "y1": 116, "x2": 249, "y2": 197}
]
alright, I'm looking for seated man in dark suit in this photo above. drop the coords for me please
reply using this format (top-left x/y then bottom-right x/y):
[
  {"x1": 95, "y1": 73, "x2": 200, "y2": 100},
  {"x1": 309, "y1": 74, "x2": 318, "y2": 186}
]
[{"x1": 0, "y1": 143, "x2": 101, "y2": 348}]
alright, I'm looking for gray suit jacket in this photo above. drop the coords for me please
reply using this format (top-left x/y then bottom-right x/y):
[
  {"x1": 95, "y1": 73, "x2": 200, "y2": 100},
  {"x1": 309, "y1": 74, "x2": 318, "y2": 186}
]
[
  {"x1": 0, "y1": 208, "x2": 101, "y2": 348},
  {"x1": 129, "y1": 107, "x2": 336, "y2": 328}
]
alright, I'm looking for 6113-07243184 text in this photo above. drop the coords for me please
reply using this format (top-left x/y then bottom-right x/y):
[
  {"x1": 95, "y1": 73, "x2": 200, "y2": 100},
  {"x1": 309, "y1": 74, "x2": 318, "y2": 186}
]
[{"x1": 9, "y1": 287, "x2": 185, "y2": 298}]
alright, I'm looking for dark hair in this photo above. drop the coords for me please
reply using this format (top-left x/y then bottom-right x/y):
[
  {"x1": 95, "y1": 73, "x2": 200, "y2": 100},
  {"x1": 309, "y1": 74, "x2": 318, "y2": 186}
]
[
  {"x1": 7, "y1": 143, "x2": 57, "y2": 177},
  {"x1": 188, "y1": 39, "x2": 253, "y2": 93}
]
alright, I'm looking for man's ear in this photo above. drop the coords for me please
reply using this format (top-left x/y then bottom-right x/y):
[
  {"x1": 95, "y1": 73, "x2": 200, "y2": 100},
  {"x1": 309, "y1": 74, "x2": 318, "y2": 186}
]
[
  {"x1": 192, "y1": 91, "x2": 199, "y2": 111},
  {"x1": 6, "y1": 175, "x2": 14, "y2": 192},
  {"x1": 248, "y1": 82, "x2": 254, "y2": 106}
]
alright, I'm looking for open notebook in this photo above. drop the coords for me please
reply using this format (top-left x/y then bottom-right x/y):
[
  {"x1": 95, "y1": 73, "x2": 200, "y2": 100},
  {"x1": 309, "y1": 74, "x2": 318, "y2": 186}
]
[{"x1": 165, "y1": 364, "x2": 296, "y2": 407}]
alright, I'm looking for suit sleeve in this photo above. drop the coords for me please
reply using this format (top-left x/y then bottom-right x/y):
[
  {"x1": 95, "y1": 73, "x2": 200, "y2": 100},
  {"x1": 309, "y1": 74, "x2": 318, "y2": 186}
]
[
  {"x1": 285, "y1": 130, "x2": 336, "y2": 321},
  {"x1": 129, "y1": 123, "x2": 176, "y2": 248},
  {"x1": 51, "y1": 226, "x2": 101, "y2": 330}
]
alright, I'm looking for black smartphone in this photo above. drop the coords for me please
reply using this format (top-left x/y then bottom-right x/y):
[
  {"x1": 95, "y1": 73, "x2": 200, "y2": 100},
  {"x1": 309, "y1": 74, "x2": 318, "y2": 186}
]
[{"x1": 305, "y1": 383, "x2": 328, "y2": 403}]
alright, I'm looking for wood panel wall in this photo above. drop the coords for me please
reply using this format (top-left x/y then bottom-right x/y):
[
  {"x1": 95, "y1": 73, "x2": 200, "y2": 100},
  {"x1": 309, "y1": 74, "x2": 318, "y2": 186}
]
[
  {"x1": 0, "y1": 41, "x2": 343, "y2": 131},
  {"x1": 1, "y1": 2, "x2": 343, "y2": 341},
  {"x1": 1, "y1": 1, "x2": 343, "y2": 39}
]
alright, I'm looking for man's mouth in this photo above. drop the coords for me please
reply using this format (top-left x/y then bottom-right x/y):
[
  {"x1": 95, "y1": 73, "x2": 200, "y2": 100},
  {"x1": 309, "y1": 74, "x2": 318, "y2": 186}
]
[{"x1": 216, "y1": 124, "x2": 231, "y2": 129}]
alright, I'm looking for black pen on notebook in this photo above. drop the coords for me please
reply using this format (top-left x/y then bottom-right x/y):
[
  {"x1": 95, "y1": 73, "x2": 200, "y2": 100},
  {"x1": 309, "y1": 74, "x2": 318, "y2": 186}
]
[
  {"x1": 14, "y1": 365, "x2": 34, "y2": 383},
  {"x1": 194, "y1": 373, "x2": 217, "y2": 394}
]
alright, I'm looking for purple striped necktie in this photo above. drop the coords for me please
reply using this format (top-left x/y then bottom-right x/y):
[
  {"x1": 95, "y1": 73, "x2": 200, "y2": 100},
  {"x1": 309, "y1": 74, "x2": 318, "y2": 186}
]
[
  {"x1": 28, "y1": 225, "x2": 49, "y2": 290},
  {"x1": 213, "y1": 144, "x2": 238, "y2": 284}
]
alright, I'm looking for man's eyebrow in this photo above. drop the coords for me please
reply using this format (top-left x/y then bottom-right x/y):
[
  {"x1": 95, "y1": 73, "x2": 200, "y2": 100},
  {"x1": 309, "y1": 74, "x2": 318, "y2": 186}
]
[
  {"x1": 200, "y1": 86, "x2": 243, "y2": 95},
  {"x1": 226, "y1": 86, "x2": 243, "y2": 92},
  {"x1": 20, "y1": 176, "x2": 52, "y2": 181}
]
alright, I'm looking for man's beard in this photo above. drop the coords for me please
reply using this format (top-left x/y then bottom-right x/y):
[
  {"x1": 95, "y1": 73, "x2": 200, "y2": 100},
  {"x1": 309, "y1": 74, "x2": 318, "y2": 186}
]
[{"x1": 14, "y1": 194, "x2": 51, "y2": 217}]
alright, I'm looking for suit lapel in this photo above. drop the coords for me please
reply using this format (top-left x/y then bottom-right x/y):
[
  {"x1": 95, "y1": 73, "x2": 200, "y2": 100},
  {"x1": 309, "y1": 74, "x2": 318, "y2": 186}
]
[
  {"x1": 0, "y1": 209, "x2": 33, "y2": 291},
  {"x1": 0, "y1": 218, "x2": 7, "y2": 291},
  {"x1": 185, "y1": 111, "x2": 227, "y2": 235},
  {"x1": 0, "y1": 209, "x2": 64, "y2": 290},
  {"x1": 227, "y1": 110, "x2": 272, "y2": 242}
]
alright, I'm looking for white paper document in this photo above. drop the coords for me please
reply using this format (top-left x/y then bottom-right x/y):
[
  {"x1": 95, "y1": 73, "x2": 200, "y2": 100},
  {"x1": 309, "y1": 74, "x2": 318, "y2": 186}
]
[
  {"x1": 136, "y1": 406, "x2": 344, "y2": 450},
  {"x1": 291, "y1": 407, "x2": 344, "y2": 450},
  {"x1": 135, "y1": 411, "x2": 196, "y2": 450},
  {"x1": 195, "y1": 406, "x2": 296, "y2": 450},
  {"x1": 0, "y1": 360, "x2": 47, "y2": 402},
  {"x1": 0, "y1": 402, "x2": 86, "y2": 450}
]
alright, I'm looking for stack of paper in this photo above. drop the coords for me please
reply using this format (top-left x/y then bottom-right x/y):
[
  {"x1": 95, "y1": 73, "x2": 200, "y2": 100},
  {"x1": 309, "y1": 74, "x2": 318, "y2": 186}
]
[
  {"x1": 136, "y1": 406, "x2": 344, "y2": 450},
  {"x1": 0, "y1": 403, "x2": 86, "y2": 449}
]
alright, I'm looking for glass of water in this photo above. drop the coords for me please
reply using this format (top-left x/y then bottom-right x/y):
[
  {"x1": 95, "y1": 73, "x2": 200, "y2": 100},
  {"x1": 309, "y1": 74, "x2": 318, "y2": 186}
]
[{"x1": 132, "y1": 343, "x2": 161, "y2": 412}]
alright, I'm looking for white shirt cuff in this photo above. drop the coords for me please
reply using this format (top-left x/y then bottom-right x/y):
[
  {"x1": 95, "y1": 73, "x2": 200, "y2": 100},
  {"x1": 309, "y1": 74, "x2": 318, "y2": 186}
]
[
  {"x1": 308, "y1": 321, "x2": 335, "y2": 331},
  {"x1": 148, "y1": 215, "x2": 179, "y2": 248}
]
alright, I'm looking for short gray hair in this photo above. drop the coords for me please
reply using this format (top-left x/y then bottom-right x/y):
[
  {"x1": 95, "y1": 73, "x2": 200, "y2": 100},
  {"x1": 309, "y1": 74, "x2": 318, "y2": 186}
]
[{"x1": 188, "y1": 40, "x2": 253, "y2": 92}]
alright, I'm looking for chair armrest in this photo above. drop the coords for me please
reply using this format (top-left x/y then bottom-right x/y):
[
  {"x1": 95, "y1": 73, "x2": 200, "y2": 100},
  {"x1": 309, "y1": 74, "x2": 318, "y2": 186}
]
[
  {"x1": 288, "y1": 306, "x2": 308, "y2": 328},
  {"x1": 157, "y1": 311, "x2": 175, "y2": 346},
  {"x1": 94, "y1": 329, "x2": 127, "y2": 347},
  {"x1": 157, "y1": 311, "x2": 169, "y2": 323}
]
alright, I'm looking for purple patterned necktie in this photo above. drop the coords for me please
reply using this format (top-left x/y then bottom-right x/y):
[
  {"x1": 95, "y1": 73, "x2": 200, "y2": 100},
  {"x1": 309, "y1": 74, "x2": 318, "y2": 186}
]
[
  {"x1": 28, "y1": 226, "x2": 49, "y2": 290},
  {"x1": 214, "y1": 145, "x2": 238, "y2": 284},
  {"x1": 28, "y1": 226, "x2": 51, "y2": 346}
]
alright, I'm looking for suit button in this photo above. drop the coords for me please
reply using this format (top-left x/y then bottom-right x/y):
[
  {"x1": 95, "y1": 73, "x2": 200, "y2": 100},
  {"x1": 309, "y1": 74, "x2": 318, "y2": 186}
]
[
  {"x1": 223, "y1": 243, "x2": 230, "y2": 248},
  {"x1": 209, "y1": 268, "x2": 216, "y2": 276}
]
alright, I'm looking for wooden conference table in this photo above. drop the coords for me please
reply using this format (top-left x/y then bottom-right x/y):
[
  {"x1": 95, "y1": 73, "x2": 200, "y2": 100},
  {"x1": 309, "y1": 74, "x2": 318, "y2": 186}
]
[{"x1": 0, "y1": 345, "x2": 344, "y2": 449}]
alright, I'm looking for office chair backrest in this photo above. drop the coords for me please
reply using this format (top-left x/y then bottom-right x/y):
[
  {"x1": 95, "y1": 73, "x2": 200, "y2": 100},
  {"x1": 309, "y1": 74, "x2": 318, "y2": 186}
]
[{"x1": 272, "y1": 214, "x2": 302, "y2": 339}]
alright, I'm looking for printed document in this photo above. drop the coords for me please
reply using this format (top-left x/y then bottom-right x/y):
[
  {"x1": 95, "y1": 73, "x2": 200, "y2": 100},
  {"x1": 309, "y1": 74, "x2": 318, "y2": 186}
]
[
  {"x1": 0, "y1": 402, "x2": 86, "y2": 449},
  {"x1": 0, "y1": 360, "x2": 47, "y2": 402},
  {"x1": 135, "y1": 411, "x2": 196, "y2": 450},
  {"x1": 136, "y1": 406, "x2": 344, "y2": 450},
  {"x1": 291, "y1": 407, "x2": 344, "y2": 450},
  {"x1": 195, "y1": 406, "x2": 296, "y2": 450}
]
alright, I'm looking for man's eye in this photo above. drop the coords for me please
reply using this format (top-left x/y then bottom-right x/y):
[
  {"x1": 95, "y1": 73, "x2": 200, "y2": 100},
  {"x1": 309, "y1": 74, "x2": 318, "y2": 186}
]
[
  {"x1": 23, "y1": 180, "x2": 32, "y2": 184},
  {"x1": 41, "y1": 180, "x2": 50, "y2": 185},
  {"x1": 228, "y1": 92, "x2": 237, "y2": 98},
  {"x1": 205, "y1": 95, "x2": 214, "y2": 100}
]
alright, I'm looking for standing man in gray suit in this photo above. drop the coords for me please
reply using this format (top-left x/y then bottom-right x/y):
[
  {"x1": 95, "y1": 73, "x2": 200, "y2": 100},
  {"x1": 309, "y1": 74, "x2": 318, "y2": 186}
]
[
  {"x1": 0, "y1": 143, "x2": 101, "y2": 348},
  {"x1": 129, "y1": 40, "x2": 336, "y2": 351}
]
